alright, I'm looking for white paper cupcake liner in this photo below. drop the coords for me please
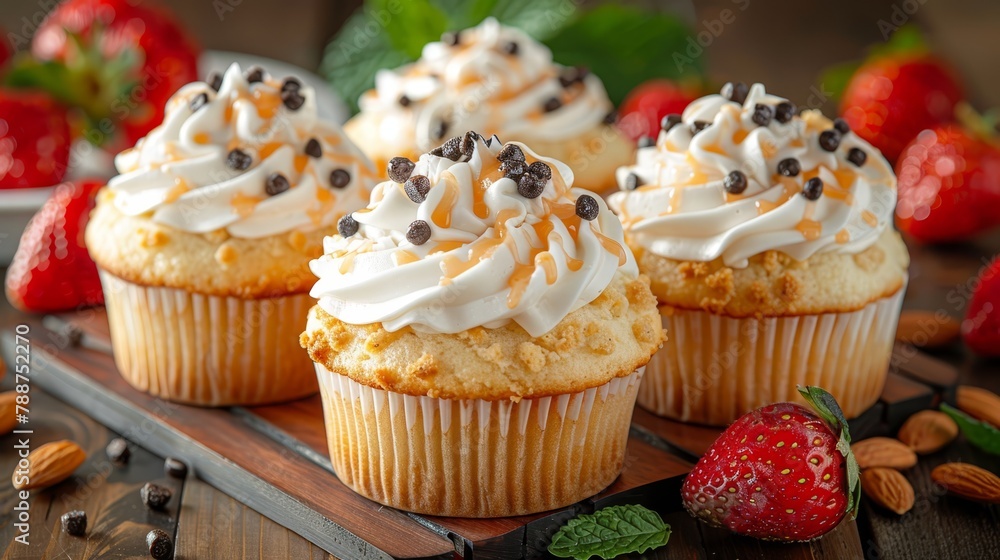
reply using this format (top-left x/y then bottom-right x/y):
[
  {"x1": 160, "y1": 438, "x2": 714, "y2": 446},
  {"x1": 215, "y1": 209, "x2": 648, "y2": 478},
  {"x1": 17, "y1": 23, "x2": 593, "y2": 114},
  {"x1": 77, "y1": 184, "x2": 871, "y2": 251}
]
[
  {"x1": 315, "y1": 363, "x2": 644, "y2": 517},
  {"x1": 640, "y1": 288, "x2": 905, "y2": 426},
  {"x1": 100, "y1": 270, "x2": 318, "y2": 406}
]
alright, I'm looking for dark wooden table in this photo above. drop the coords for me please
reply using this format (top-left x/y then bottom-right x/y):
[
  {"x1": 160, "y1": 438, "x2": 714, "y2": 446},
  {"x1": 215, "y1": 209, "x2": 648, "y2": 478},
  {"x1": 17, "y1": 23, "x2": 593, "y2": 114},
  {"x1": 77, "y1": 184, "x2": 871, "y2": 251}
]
[{"x1": 1, "y1": 232, "x2": 999, "y2": 559}]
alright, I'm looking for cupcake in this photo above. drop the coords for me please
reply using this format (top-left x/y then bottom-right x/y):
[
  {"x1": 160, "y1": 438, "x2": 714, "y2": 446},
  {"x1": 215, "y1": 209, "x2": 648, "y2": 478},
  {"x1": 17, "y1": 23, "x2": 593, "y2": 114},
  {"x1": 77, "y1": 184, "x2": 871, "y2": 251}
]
[
  {"x1": 301, "y1": 132, "x2": 663, "y2": 517},
  {"x1": 85, "y1": 64, "x2": 378, "y2": 406},
  {"x1": 609, "y1": 83, "x2": 909, "y2": 426},
  {"x1": 344, "y1": 18, "x2": 633, "y2": 194}
]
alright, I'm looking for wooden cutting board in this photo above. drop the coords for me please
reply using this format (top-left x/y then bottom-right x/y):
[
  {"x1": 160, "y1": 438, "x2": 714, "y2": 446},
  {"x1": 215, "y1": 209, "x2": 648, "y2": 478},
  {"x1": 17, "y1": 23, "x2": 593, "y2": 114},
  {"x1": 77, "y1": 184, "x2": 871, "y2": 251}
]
[{"x1": 0, "y1": 310, "x2": 960, "y2": 560}]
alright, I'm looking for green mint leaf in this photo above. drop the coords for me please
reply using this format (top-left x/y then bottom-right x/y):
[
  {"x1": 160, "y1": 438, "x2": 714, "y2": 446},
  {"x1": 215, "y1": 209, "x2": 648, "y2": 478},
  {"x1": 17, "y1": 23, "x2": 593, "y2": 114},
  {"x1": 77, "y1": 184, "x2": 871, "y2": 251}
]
[
  {"x1": 541, "y1": 5, "x2": 703, "y2": 105},
  {"x1": 431, "y1": 0, "x2": 498, "y2": 30},
  {"x1": 489, "y1": 0, "x2": 575, "y2": 40},
  {"x1": 320, "y1": 9, "x2": 413, "y2": 114},
  {"x1": 941, "y1": 404, "x2": 1000, "y2": 456},
  {"x1": 547, "y1": 505, "x2": 670, "y2": 560},
  {"x1": 371, "y1": 0, "x2": 449, "y2": 59}
]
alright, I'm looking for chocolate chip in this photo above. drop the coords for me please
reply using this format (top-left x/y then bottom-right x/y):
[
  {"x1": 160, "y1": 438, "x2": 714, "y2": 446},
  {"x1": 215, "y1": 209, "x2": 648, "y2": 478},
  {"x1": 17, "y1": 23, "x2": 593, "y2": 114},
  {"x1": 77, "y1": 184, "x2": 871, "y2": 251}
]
[
  {"x1": 406, "y1": 220, "x2": 432, "y2": 245},
  {"x1": 802, "y1": 177, "x2": 824, "y2": 200},
  {"x1": 190, "y1": 92, "x2": 209, "y2": 111},
  {"x1": 61, "y1": 510, "x2": 87, "y2": 536},
  {"x1": 624, "y1": 172, "x2": 642, "y2": 190},
  {"x1": 106, "y1": 438, "x2": 130, "y2": 464},
  {"x1": 281, "y1": 88, "x2": 305, "y2": 111},
  {"x1": 398, "y1": 95, "x2": 411, "y2": 107},
  {"x1": 690, "y1": 120, "x2": 710, "y2": 135},
  {"x1": 723, "y1": 170, "x2": 748, "y2": 194},
  {"x1": 438, "y1": 136, "x2": 463, "y2": 161},
  {"x1": 206, "y1": 71, "x2": 223, "y2": 92},
  {"x1": 140, "y1": 482, "x2": 172, "y2": 510},
  {"x1": 575, "y1": 195, "x2": 599, "y2": 220},
  {"x1": 226, "y1": 149, "x2": 252, "y2": 171},
  {"x1": 441, "y1": 31, "x2": 461, "y2": 46},
  {"x1": 329, "y1": 169, "x2": 351, "y2": 189},
  {"x1": 847, "y1": 147, "x2": 867, "y2": 167},
  {"x1": 603, "y1": 110, "x2": 617, "y2": 125},
  {"x1": 819, "y1": 129, "x2": 841, "y2": 151},
  {"x1": 460, "y1": 131, "x2": 479, "y2": 158},
  {"x1": 661, "y1": 114, "x2": 683, "y2": 133},
  {"x1": 387, "y1": 157, "x2": 415, "y2": 183},
  {"x1": 833, "y1": 118, "x2": 851, "y2": 135},
  {"x1": 164, "y1": 458, "x2": 187, "y2": 479},
  {"x1": 543, "y1": 96, "x2": 562, "y2": 113},
  {"x1": 404, "y1": 175, "x2": 431, "y2": 203},
  {"x1": 244, "y1": 66, "x2": 265, "y2": 83},
  {"x1": 517, "y1": 174, "x2": 545, "y2": 198},
  {"x1": 637, "y1": 136, "x2": 655, "y2": 148},
  {"x1": 502, "y1": 41, "x2": 519, "y2": 55},
  {"x1": 432, "y1": 120, "x2": 449, "y2": 140},
  {"x1": 527, "y1": 161, "x2": 552, "y2": 182},
  {"x1": 774, "y1": 101, "x2": 796, "y2": 124},
  {"x1": 501, "y1": 159, "x2": 526, "y2": 181},
  {"x1": 497, "y1": 143, "x2": 525, "y2": 163},
  {"x1": 777, "y1": 158, "x2": 801, "y2": 177},
  {"x1": 558, "y1": 66, "x2": 588, "y2": 88},
  {"x1": 721, "y1": 81, "x2": 749, "y2": 105},
  {"x1": 338, "y1": 214, "x2": 359, "y2": 237},
  {"x1": 265, "y1": 173, "x2": 290, "y2": 196},
  {"x1": 146, "y1": 529, "x2": 173, "y2": 560},
  {"x1": 752, "y1": 104, "x2": 773, "y2": 126},
  {"x1": 304, "y1": 138, "x2": 322, "y2": 158},
  {"x1": 280, "y1": 77, "x2": 301, "y2": 93}
]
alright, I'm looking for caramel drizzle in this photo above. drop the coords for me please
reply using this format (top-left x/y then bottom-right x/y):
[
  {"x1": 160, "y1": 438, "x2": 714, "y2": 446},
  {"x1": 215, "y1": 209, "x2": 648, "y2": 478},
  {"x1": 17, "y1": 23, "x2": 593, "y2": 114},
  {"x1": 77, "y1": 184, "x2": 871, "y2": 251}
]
[
  {"x1": 431, "y1": 171, "x2": 460, "y2": 228},
  {"x1": 230, "y1": 192, "x2": 263, "y2": 218},
  {"x1": 795, "y1": 202, "x2": 822, "y2": 241}
]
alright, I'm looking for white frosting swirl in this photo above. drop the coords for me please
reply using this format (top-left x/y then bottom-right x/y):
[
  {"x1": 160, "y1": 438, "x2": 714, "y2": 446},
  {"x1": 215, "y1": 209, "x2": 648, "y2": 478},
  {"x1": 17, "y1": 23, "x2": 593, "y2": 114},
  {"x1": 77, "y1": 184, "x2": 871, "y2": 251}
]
[
  {"x1": 357, "y1": 18, "x2": 613, "y2": 152},
  {"x1": 310, "y1": 134, "x2": 636, "y2": 337},
  {"x1": 608, "y1": 83, "x2": 897, "y2": 268},
  {"x1": 109, "y1": 63, "x2": 378, "y2": 238}
]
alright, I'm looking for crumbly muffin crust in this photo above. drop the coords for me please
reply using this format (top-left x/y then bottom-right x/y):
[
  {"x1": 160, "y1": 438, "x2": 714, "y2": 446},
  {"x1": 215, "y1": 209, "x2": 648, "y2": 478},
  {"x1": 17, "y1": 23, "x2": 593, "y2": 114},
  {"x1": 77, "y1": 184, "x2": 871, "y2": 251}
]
[
  {"x1": 301, "y1": 272, "x2": 664, "y2": 400},
  {"x1": 638, "y1": 229, "x2": 909, "y2": 318},
  {"x1": 86, "y1": 189, "x2": 331, "y2": 299}
]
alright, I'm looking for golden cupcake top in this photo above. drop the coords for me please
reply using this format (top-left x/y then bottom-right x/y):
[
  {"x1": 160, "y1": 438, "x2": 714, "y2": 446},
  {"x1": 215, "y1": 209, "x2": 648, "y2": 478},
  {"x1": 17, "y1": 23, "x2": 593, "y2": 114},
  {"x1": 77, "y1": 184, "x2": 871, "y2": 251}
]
[
  {"x1": 309, "y1": 132, "x2": 636, "y2": 337},
  {"x1": 609, "y1": 83, "x2": 897, "y2": 268},
  {"x1": 108, "y1": 63, "x2": 378, "y2": 239}
]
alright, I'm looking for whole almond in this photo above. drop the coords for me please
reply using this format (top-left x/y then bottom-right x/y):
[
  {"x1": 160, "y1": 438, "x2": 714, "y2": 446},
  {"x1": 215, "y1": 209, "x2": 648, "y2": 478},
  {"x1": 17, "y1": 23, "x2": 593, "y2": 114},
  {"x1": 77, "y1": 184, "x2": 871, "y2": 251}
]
[
  {"x1": 861, "y1": 468, "x2": 915, "y2": 515},
  {"x1": 851, "y1": 437, "x2": 918, "y2": 470},
  {"x1": 897, "y1": 410, "x2": 959, "y2": 454},
  {"x1": 956, "y1": 385, "x2": 1000, "y2": 429},
  {"x1": 11, "y1": 440, "x2": 87, "y2": 490},
  {"x1": 931, "y1": 463, "x2": 1000, "y2": 504},
  {"x1": 895, "y1": 310, "x2": 961, "y2": 348},
  {"x1": 0, "y1": 392, "x2": 17, "y2": 434}
]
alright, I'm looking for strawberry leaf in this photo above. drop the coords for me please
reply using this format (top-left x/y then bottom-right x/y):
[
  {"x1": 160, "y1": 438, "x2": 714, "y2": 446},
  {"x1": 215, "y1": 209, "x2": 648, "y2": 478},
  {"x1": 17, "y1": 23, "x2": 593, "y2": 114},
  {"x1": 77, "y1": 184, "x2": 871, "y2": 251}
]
[
  {"x1": 798, "y1": 385, "x2": 861, "y2": 520},
  {"x1": 941, "y1": 404, "x2": 1000, "y2": 456},
  {"x1": 547, "y1": 505, "x2": 670, "y2": 560}
]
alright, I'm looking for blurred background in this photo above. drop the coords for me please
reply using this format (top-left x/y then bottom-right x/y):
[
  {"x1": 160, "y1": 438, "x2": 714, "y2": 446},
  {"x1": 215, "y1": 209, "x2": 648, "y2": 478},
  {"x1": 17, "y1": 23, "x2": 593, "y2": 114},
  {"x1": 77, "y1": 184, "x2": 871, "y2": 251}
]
[{"x1": 3, "y1": 0, "x2": 999, "y2": 114}]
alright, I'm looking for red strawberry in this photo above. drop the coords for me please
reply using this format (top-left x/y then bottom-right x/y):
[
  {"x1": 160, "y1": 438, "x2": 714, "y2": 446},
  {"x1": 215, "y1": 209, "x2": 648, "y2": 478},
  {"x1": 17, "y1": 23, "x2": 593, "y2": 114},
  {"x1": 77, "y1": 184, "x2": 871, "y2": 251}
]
[
  {"x1": 618, "y1": 79, "x2": 698, "y2": 143},
  {"x1": 681, "y1": 387, "x2": 860, "y2": 542},
  {"x1": 895, "y1": 124, "x2": 1000, "y2": 243},
  {"x1": 841, "y1": 56, "x2": 963, "y2": 163},
  {"x1": 9, "y1": 0, "x2": 199, "y2": 148},
  {"x1": 0, "y1": 88, "x2": 72, "y2": 189},
  {"x1": 5, "y1": 178, "x2": 105, "y2": 313},
  {"x1": 962, "y1": 258, "x2": 1000, "y2": 356}
]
